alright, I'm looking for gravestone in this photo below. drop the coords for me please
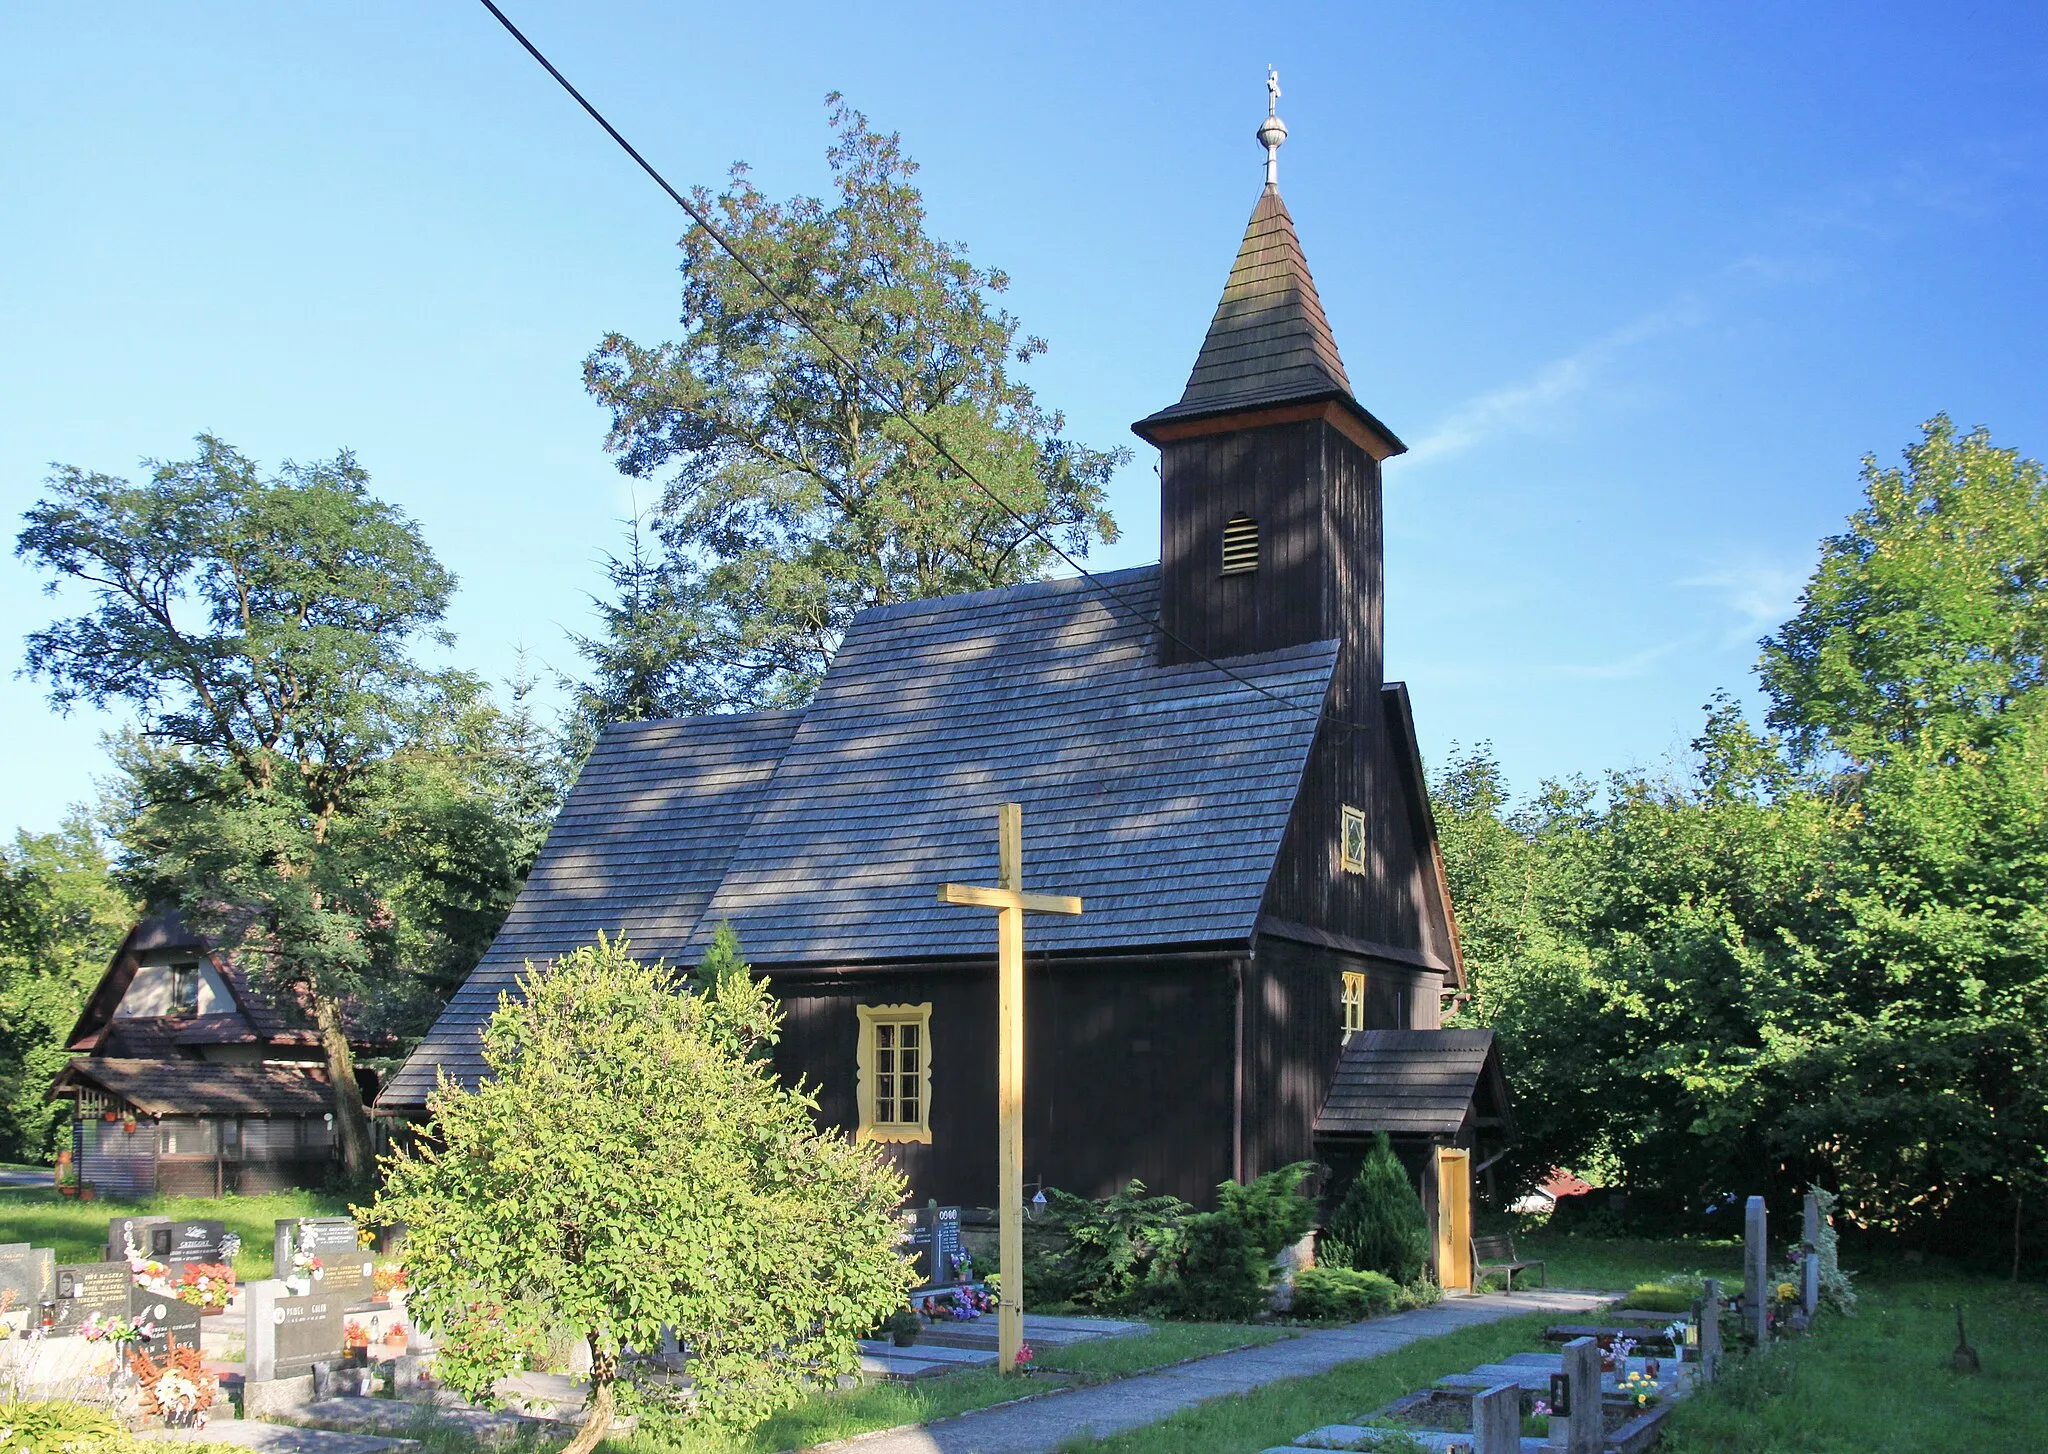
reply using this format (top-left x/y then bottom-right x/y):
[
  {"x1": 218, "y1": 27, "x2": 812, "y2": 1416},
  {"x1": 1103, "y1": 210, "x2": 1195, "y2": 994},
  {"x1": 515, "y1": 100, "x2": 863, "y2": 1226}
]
[
  {"x1": 1700, "y1": 1277, "x2": 1723, "y2": 1381},
  {"x1": 129, "y1": 1280, "x2": 202, "y2": 1357},
  {"x1": 1744, "y1": 1196, "x2": 1769, "y2": 1345},
  {"x1": 45, "y1": 1262, "x2": 132, "y2": 1337},
  {"x1": 1802, "y1": 1252, "x2": 1820, "y2": 1318},
  {"x1": 906, "y1": 1205, "x2": 964, "y2": 1288},
  {"x1": 1802, "y1": 1192, "x2": 1821, "y2": 1249},
  {"x1": 275, "y1": 1217, "x2": 374, "y2": 1303},
  {"x1": 165, "y1": 1219, "x2": 235, "y2": 1267},
  {"x1": 1473, "y1": 1380, "x2": 1520, "y2": 1454},
  {"x1": 107, "y1": 1216, "x2": 174, "y2": 1263},
  {"x1": 0, "y1": 1243, "x2": 55, "y2": 1307},
  {"x1": 1561, "y1": 1335, "x2": 1602, "y2": 1454},
  {"x1": 245, "y1": 1278, "x2": 348, "y2": 1382}
]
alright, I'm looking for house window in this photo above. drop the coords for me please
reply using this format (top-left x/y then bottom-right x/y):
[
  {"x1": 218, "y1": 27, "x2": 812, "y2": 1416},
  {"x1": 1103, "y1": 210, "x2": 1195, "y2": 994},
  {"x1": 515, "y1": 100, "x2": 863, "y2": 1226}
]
[
  {"x1": 1342, "y1": 972, "x2": 1367, "y2": 1041},
  {"x1": 1340, "y1": 805, "x2": 1367, "y2": 874},
  {"x1": 169, "y1": 962, "x2": 200, "y2": 1016},
  {"x1": 1221, "y1": 514, "x2": 1259, "y2": 575},
  {"x1": 856, "y1": 1003, "x2": 933, "y2": 1144}
]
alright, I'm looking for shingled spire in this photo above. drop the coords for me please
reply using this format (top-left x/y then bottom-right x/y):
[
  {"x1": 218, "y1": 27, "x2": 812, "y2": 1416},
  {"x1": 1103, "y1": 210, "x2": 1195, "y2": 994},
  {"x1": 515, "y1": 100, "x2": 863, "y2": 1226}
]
[{"x1": 1133, "y1": 79, "x2": 1400, "y2": 452}]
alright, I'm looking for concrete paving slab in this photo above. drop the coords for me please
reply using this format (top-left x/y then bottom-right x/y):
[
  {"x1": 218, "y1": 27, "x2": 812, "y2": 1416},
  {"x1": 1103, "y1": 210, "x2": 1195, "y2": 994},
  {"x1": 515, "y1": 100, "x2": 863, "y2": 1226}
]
[{"x1": 141, "y1": 1424, "x2": 414, "y2": 1454}]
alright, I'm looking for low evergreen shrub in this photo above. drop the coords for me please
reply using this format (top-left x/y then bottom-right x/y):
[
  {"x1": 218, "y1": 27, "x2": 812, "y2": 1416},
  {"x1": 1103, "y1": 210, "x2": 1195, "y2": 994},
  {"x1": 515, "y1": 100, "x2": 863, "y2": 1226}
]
[
  {"x1": 1152, "y1": 1212, "x2": 1267, "y2": 1321},
  {"x1": 1290, "y1": 1265, "x2": 1400, "y2": 1321},
  {"x1": 1215, "y1": 1160, "x2": 1317, "y2": 1260}
]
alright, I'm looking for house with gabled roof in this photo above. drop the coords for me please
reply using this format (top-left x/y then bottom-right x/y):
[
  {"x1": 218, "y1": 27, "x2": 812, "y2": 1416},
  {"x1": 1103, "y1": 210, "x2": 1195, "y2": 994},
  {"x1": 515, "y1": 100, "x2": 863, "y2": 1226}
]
[
  {"x1": 384, "y1": 101, "x2": 1510, "y2": 1219},
  {"x1": 51, "y1": 909, "x2": 382, "y2": 1197}
]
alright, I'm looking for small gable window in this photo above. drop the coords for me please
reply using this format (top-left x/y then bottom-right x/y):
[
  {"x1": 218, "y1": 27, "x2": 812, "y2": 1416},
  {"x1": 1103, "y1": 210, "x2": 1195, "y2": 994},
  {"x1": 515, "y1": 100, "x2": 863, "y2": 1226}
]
[
  {"x1": 857, "y1": 1003, "x2": 933, "y2": 1144},
  {"x1": 1340, "y1": 805, "x2": 1367, "y2": 875},
  {"x1": 1221, "y1": 514, "x2": 1259, "y2": 575},
  {"x1": 169, "y1": 962, "x2": 200, "y2": 1017},
  {"x1": 1341, "y1": 971, "x2": 1366, "y2": 1042}
]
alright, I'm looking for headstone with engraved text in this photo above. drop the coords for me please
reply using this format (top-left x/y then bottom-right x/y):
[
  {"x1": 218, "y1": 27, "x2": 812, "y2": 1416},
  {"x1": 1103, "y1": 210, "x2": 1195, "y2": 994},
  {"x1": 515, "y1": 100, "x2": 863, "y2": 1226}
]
[
  {"x1": 165, "y1": 1219, "x2": 235, "y2": 1268},
  {"x1": 1744, "y1": 1196, "x2": 1769, "y2": 1345},
  {"x1": 106, "y1": 1216, "x2": 174, "y2": 1263},
  {"x1": 0, "y1": 1243, "x2": 56, "y2": 1308},
  {"x1": 245, "y1": 1279, "x2": 348, "y2": 1382},
  {"x1": 274, "y1": 1217, "x2": 374, "y2": 1304},
  {"x1": 905, "y1": 1206, "x2": 964, "y2": 1289},
  {"x1": 44, "y1": 1262, "x2": 132, "y2": 1337},
  {"x1": 129, "y1": 1281, "x2": 202, "y2": 1357}
]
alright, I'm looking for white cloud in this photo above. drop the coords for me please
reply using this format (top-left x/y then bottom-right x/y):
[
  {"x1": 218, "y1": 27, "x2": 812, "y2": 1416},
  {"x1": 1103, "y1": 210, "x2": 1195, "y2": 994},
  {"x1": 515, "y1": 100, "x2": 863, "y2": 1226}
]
[{"x1": 1680, "y1": 558, "x2": 1811, "y2": 644}]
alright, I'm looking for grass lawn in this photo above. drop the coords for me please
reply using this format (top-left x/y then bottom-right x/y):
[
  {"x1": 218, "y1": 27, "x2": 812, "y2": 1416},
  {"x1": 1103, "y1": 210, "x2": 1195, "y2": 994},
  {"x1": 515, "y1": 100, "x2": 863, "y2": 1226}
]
[
  {"x1": 0, "y1": 1186, "x2": 346, "y2": 1280},
  {"x1": 1662, "y1": 1269, "x2": 2048, "y2": 1453},
  {"x1": 1513, "y1": 1230, "x2": 1744, "y2": 1292},
  {"x1": 600, "y1": 1322, "x2": 1289, "y2": 1454}
]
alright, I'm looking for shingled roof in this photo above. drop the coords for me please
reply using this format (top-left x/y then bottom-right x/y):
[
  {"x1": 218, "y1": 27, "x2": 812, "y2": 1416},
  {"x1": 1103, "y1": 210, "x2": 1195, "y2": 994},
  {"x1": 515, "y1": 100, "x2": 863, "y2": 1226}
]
[
  {"x1": 50, "y1": 1058, "x2": 334, "y2": 1117},
  {"x1": 383, "y1": 565, "x2": 1339, "y2": 1108},
  {"x1": 1315, "y1": 1029, "x2": 1508, "y2": 1139}
]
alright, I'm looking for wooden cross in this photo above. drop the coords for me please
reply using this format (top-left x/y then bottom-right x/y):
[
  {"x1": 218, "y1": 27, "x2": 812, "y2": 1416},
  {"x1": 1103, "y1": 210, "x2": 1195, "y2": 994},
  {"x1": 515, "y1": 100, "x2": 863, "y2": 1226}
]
[{"x1": 937, "y1": 803, "x2": 1081, "y2": 1374}]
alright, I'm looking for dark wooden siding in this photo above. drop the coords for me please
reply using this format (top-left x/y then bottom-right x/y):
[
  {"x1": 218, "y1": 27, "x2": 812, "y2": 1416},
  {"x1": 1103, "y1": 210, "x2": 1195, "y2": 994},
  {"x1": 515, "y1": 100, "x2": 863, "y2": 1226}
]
[
  {"x1": 1245, "y1": 936, "x2": 1446, "y2": 1179},
  {"x1": 769, "y1": 956, "x2": 1237, "y2": 1209}
]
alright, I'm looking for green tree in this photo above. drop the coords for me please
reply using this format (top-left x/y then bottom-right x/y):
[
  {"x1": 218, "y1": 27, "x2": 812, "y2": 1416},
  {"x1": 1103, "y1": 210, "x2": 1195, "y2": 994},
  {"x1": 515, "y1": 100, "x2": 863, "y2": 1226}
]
[
  {"x1": 366, "y1": 935, "x2": 911, "y2": 1444},
  {"x1": 16, "y1": 435, "x2": 531, "y2": 1179},
  {"x1": 1323, "y1": 1134, "x2": 1430, "y2": 1284},
  {"x1": 0, "y1": 815, "x2": 136, "y2": 1161},
  {"x1": 581, "y1": 95, "x2": 1124, "y2": 716},
  {"x1": 1761, "y1": 414, "x2": 2048, "y2": 760}
]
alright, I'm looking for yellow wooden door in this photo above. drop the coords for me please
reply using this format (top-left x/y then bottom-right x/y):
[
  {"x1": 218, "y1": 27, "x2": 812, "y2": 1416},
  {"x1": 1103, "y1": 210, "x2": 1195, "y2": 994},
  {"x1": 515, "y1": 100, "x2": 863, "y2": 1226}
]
[{"x1": 1436, "y1": 1147, "x2": 1473, "y2": 1292}]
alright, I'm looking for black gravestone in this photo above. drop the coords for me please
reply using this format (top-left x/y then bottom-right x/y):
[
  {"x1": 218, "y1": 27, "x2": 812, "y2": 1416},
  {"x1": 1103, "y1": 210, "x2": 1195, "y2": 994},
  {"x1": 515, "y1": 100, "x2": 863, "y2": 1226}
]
[
  {"x1": 106, "y1": 1216, "x2": 173, "y2": 1263},
  {"x1": 129, "y1": 1282, "x2": 203, "y2": 1357},
  {"x1": 906, "y1": 1206, "x2": 964, "y2": 1289},
  {"x1": 46, "y1": 1262, "x2": 132, "y2": 1337},
  {"x1": 0, "y1": 1243, "x2": 56, "y2": 1306},
  {"x1": 165, "y1": 1219, "x2": 234, "y2": 1267},
  {"x1": 275, "y1": 1217, "x2": 374, "y2": 1304},
  {"x1": 269, "y1": 1292, "x2": 348, "y2": 1379}
]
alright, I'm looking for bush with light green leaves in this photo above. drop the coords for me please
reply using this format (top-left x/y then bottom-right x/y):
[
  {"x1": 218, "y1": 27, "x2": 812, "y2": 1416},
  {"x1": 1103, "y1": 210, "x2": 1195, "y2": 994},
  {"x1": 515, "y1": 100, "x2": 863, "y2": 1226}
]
[{"x1": 367, "y1": 929, "x2": 913, "y2": 1445}]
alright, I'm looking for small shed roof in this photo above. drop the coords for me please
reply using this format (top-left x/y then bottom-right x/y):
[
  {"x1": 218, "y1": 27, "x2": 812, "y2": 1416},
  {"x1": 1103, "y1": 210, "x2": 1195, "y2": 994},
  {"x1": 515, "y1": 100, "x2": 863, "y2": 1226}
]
[
  {"x1": 50, "y1": 1058, "x2": 334, "y2": 1117},
  {"x1": 1315, "y1": 1029, "x2": 1508, "y2": 1139}
]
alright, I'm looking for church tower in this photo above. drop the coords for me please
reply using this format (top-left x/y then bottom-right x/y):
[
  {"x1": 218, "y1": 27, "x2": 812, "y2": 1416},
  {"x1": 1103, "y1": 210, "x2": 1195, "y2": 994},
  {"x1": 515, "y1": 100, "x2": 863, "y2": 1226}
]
[{"x1": 1132, "y1": 73, "x2": 1404, "y2": 728}]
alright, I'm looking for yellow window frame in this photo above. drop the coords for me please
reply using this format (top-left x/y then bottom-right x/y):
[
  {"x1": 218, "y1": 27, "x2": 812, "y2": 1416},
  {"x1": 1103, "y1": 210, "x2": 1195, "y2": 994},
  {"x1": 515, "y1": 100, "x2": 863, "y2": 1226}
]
[
  {"x1": 1342, "y1": 971, "x2": 1367, "y2": 1040},
  {"x1": 1340, "y1": 804, "x2": 1368, "y2": 874},
  {"x1": 856, "y1": 1002, "x2": 933, "y2": 1144}
]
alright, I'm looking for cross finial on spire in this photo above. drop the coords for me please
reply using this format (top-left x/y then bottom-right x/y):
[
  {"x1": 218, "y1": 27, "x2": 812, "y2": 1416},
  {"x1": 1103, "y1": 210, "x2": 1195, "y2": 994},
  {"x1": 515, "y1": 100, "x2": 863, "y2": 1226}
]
[{"x1": 1256, "y1": 67, "x2": 1288, "y2": 188}]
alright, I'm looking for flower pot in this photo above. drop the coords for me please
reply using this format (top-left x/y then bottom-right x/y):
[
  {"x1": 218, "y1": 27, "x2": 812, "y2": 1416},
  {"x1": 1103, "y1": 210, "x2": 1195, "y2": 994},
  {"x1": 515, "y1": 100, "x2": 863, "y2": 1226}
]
[
  {"x1": 79, "y1": 1186, "x2": 97, "y2": 1201},
  {"x1": 58, "y1": 1184, "x2": 78, "y2": 1198},
  {"x1": 103, "y1": 1112, "x2": 118, "y2": 1122},
  {"x1": 891, "y1": 1330, "x2": 918, "y2": 1348},
  {"x1": 200, "y1": 1306, "x2": 224, "y2": 1317}
]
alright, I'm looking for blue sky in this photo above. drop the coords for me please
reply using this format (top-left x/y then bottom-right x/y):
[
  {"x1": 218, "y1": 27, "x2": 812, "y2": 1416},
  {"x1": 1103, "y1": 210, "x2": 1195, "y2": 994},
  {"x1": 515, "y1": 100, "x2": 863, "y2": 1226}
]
[{"x1": 4, "y1": 2, "x2": 2045, "y2": 837}]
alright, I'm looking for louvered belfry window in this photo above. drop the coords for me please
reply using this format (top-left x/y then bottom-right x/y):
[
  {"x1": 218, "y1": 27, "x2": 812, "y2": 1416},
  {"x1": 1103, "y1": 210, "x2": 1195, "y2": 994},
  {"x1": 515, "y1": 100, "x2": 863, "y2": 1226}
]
[{"x1": 1221, "y1": 513, "x2": 1259, "y2": 575}]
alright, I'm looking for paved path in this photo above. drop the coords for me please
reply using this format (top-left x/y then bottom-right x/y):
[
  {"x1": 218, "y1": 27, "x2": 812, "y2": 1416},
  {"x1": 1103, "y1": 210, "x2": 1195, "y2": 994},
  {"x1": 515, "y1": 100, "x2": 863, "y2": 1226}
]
[
  {"x1": 0, "y1": 1165, "x2": 51, "y2": 1189},
  {"x1": 141, "y1": 1423, "x2": 414, "y2": 1454},
  {"x1": 832, "y1": 1288, "x2": 1612, "y2": 1454}
]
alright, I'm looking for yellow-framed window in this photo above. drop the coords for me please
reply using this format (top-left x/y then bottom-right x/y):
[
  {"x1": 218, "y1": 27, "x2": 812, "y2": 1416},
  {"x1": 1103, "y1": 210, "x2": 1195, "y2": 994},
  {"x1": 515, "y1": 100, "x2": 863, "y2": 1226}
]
[
  {"x1": 1340, "y1": 805, "x2": 1367, "y2": 874},
  {"x1": 856, "y1": 1003, "x2": 933, "y2": 1144},
  {"x1": 1342, "y1": 971, "x2": 1367, "y2": 1040}
]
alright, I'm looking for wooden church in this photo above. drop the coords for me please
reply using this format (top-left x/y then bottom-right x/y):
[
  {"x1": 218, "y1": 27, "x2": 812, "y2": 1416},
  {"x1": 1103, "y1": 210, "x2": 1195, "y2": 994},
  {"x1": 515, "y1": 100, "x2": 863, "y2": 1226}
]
[{"x1": 383, "y1": 95, "x2": 1510, "y2": 1213}]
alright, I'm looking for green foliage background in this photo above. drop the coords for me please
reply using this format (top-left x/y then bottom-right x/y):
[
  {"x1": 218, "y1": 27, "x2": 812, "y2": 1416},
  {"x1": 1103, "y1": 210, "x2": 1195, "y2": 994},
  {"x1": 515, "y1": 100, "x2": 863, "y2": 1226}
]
[{"x1": 1447, "y1": 416, "x2": 2048, "y2": 1268}]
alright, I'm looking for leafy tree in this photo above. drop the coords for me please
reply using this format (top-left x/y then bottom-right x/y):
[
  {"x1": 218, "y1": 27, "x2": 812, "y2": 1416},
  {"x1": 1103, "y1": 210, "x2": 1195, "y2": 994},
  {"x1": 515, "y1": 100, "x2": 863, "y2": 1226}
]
[
  {"x1": 563, "y1": 511, "x2": 709, "y2": 755},
  {"x1": 580, "y1": 96, "x2": 1125, "y2": 716},
  {"x1": 1323, "y1": 1134, "x2": 1430, "y2": 1284},
  {"x1": 0, "y1": 815, "x2": 136, "y2": 1161},
  {"x1": 1762, "y1": 414, "x2": 2048, "y2": 761},
  {"x1": 16, "y1": 435, "x2": 534, "y2": 1179},
  {"x1": 366, "y1": 935, "x2": 911, "y2": 1444}
]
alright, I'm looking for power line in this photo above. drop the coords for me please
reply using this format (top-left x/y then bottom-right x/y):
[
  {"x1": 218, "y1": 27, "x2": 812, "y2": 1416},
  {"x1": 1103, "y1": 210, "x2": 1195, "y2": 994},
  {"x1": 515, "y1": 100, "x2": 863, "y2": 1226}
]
[{"x1": 474, "y1": 0, "x2": 1377, "y2": 736}]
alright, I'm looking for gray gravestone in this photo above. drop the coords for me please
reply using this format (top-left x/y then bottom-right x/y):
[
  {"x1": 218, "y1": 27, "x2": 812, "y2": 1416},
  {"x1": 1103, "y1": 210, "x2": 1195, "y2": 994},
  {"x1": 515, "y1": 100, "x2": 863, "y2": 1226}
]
[
  {"x1": 245, "y1": 1278, "x2": 348, "y2": 1382},
  {"x1": 1802, "y1": 1252, "x2": 1820, "y2": 1317},
  {"x1": 1701, "y1": 1277, "x2": 1724, "y2": 1381},
  {"x1": 1473, "y1": 1380, "x2": 1521, "y2": 1454},
  {"x1": 46, "y1": 1262, "x2": 132, "y2": 1337},
  {"x1": 1744, "y1": 1195, "x2": 1769, "y2": 1345},
  {"x1": 129, "y1": 1281, "x2": 202, "y2": 1357},
  {"x1": 107, "y1": 1216, "x2": 174, "y2": 1263},
  {"x1": 274, "y1": 1217, "x2": 374, "y2": 1304},
  {"x1": 1803, "y1": 1192, "x2": 1821, "y2": 1249},
  {"x1": 0, "y1": 1244, "x2": 55, "y2": 1307},
  {"x1": 165, "y1": 1219, "x2": 234, "y2": 1267},
  {"x1": 1562, "y1": 1335, "x2": 1602, "y2": 1454}
]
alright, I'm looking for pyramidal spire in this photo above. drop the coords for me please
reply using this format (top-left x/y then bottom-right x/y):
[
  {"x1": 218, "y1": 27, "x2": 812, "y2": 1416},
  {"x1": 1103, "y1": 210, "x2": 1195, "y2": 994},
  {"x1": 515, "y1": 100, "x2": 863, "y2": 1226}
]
[{"x1": 1136, "y1": 72, "x2": 1365, "y2": 433}]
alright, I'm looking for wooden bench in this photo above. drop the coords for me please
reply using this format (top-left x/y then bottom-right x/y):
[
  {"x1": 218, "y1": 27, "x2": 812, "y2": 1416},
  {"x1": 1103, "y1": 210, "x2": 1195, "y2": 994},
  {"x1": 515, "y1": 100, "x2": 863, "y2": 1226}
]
[{"x1": 1472, "y1": 1233, "x2": 1547, "y2": 1292}]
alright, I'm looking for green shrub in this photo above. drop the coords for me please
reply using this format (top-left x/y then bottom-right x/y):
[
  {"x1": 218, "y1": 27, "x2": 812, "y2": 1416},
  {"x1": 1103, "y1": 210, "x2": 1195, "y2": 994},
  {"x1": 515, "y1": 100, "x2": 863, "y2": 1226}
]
[
  {"x1": 1290, "y1": 1265, "x2": 1399, "y2": 1322},
  {"x1": 1323, "y1": 1134, "x2": 1430, "y2": 1285},
  {"x1": 0, "y1": 1400, "x2": 127, "y2": 1454},
  {"x1": 1035, "y1": 1180, "x2": 1193, "y2": 1312},
  {"x1": 1214, "y1": 1160, "x2": 1317, "y2": 1261},
  {"x1": 1152, "y1": 1212, "x2": 1268, "y2": 1321},
  {"x1": 1619, "y1": 1283, "x2": 1695, "y2": 1313}
]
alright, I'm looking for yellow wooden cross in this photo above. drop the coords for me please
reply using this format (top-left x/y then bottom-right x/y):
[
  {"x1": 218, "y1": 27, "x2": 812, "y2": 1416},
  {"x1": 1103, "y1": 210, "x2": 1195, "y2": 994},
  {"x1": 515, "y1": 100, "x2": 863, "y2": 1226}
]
[{"x1": 937, "y1": 803, "x2": 1081, "y2": 1374}]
